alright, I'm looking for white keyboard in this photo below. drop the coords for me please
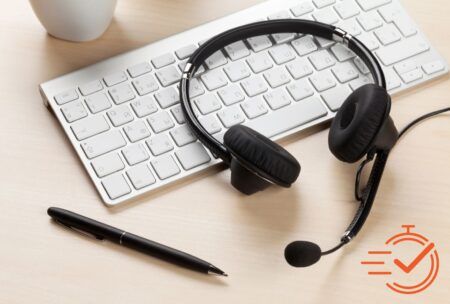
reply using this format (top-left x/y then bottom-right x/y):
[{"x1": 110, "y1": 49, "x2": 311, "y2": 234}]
[{"x1": 40, "y1": 0, "x2": 448, "y2": 206}]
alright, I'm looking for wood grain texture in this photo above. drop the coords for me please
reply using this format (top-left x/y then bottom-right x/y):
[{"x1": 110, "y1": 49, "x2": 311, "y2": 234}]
[{"x1": 0, "y1": 1, "x2": 449, "y2": 303}]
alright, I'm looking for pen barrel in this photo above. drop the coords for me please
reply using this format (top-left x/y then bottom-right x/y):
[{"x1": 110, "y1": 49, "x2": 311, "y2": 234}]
[{"x1": 121, "y1": 233, "x2": 210, "y2": 273}]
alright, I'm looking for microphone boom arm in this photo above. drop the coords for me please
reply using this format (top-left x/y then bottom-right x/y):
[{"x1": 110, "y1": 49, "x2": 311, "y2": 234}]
[{"x1": 341, "y1": 150, "x2": 390, "y2": 243}]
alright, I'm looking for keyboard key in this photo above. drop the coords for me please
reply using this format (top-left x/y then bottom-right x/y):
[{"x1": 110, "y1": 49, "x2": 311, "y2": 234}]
[
  {"x1": 400, "y1": 69, "x2": 423, "y2": 84},
  {"x1": 286, "y1": 58, "x2": 313, "y2": 79},
  {"x1": 155, "y1": 66, "x2": 181, "y2": 87},
  {"x1": 376, "y1": 36, "x2": 429, "y2": 65},
  {"x1": 349, "y1": 75, "x2": 372, "y2": 90},
  {"x1": 331, "y1": 44, "x2": 356, "y2": 62},
  {"x1": 292, "y1": 36, "x2": 318, "y2": 56},
  {"x1": 171, "y1": 105, "x2": 186, "y2": 124},
  {"x1": 321, "y1": 85, "x2": 352, "y2": 111},
  {"x1": 91, "y1": 153, "x2": 124, "y2": 178},
  {"x1": 356, "y1": 0, "x2": 391, "y2": 12},
  {"x1": 85, "y1": 92, "x2": 112, "y2": 114},
  {"x1": 109, "y1": 83, "x2": 135, "y2": 104},
  {"x1": 271, "y1": 33, "x2": 297, "y2": 44},
  {"x1": 128, "y1": 62, "x2": 152, "y2": 78},
  {"x1": 175, "y1": 142, "x2": 211, "y2": 170},
  {"x1": 154, "y1": 86, "x2": 180, "y2": 109},
  {"x1": 147, "y1": 111, "x2": 175, "y2": 134},
  {"x1": 151, "y1": 155, "x2": 181, "y2": 180},
  {"x1": 71, "y1": 115, "x2": 110, "y2": 141},
  {"x1": 79, "y1": 80, "x2": 103, "y2": 96},
  {"x1": 313, "y1": 7, "x2": 339, "y2": 24},
  {"x1": 81, "y1": 130, "x2": 126, "y2": 159},
  {"x1": 244, "y1": 97, "x2": 328, "y2": 138},
  {"x1": 264, "y1": 89, "x2": 292, "y2": 110},
  {"x1": 146, "y1": 134, "x2": 174, "y2": 156},
  {"x1": 130, "y1": 96, "x2": 158, "y2": 118},
  {"x1": 107, "y1": 105, "x2": 134, "y2": 127},
  {"x1": 272, "y1": 33, "x2": 297, "y2": 44},
  {"x1": 246, "y1": 52, "x2": 274, "y2": 73},
  {"x1": 310, "y1": 70, "x2": 337, "y2": 92},
  {"x1": 178, "y1": 60, "x2": 205, "y2": 75},
  {"x1": 313, "y1": 0, "x2": 335, "y2": 8},
  {"x1": 218, "y1": 105, "x2": 245, "y2": 128},
  {"x1": 218, "y1": 84, "x2": 245, "y2": 106},
  {"x1": 101, "y1": 173, "x2": 131, "y2": 199},
  {"x1": 201, "y1": 70, "x2": 228, "y2": 91},
  {"x1": 394, "y1": 17, "x2": 417, "y2": 38},
  {"x1": 132, "y1": 74, "x2": 159, "y2": 96},
  {"x1": 287, "y1": 79, "x2": 315, "y2": 101},
  {"x1": 224, "y1": 61, "x2": 251, "y2": 82},
  {"x1": 61, "y1": 100, "x2": 88, "y2": 123},
  {"x1": 268, "y1": 10, "x2": 291, "y2": 20},
  {"x1": 269, "y1": 44, "x2": 296, "y2": 65},
  {"x1": 315, "y1": 37, "x2": 335, "y2": 48},
  {"x1": 357, "y1": 11, "x2": 383, "y2": 31},
  {"x1": 189, "y1": 78, "x2": 206, "y2": 98},
  {"x1": 55, "y1": 89, "x2": 78, "y2": 105},
  {"x1": 334, "y1": 0, "x2": 361, "y2": 19},
  {"x1": 378, "y1": 4, "x2": 400, "y2": 21},
  {"x1": 263, "y1": 66, "x2": 291, "y2": 88},
  {"x1": 175, "y1": 44, "x2": 197, "y2": 60},
  {"x1": 170, "y1": 125, "x2": 197, "y2": 146},
  {"x1": 241, "y1": 98, "x2": 268, "y2": 119},
  {"x1": 354, "y1": 57, "x2": 370, "y2": 74},
  {"x1": 332, "y1": 62, "x2": 359, "y2": 83},
  {"x1": 357, "y1": 32, "x2": 380, "y2": 51},
  {"x1": 385, "y1": 69, "x2": 401, "y2": 90},
  {"x1": 151, "y1": 53, "x2": 176, "y2": 69},
  {"x1": 205, "y1": 50, "x2": 228, "y2": 69},
  {"x1": 309, "y1": 50, "x2": 336, "y2": 70},
  {"x1": 195, "y1": 94, "x2": 222, "y2": 115},
  {"x1": 123, "y1": 120, "x2": 150, "y2": 142},
  {"x1": 394, "y1": 61, "x2": 419, "y2": 75},
  {"x1": 241, "y1": 75, "x2": 268, "y2": 97},
  {"x1": 104, "y1": 71, "x2": 128, "y2": 87},
  {"x1": 339, "y1": 18, "x2": 362, "y2": 36},
  {"x1": 290, "y1": 1, "x2": 314, "y2": 17},
  {"x1": 374, "y1": 24, "x2": 401, "y2": 45},
  {"x1": 224, "y1": 41, "x2": 251, "y2": 61},
  {"x1": 247, "y1": 36, "x2": 272, "y2": 52},
  {"x1": 122, "y1": 143, "x2": 149, "y2": 166},
  {"x1": 126, "y1": 164, "x2": 156, "y2": 190},
  {"x1": 422, "y1": 61, "x2": 445, "y2": 75},
  {"x1": 199, "y1": 115, "x2": 222, "y2": 134}
]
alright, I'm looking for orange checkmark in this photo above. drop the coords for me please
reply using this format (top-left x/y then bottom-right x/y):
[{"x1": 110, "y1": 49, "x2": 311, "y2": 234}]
[{"x1": 394, "y1": 243, "x2": 435, "y2": 274}]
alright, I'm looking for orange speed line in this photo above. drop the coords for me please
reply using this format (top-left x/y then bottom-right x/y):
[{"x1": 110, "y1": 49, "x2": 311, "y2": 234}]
[{"x1": 368, "y1": 251, "x2": 392, "y2": 254}]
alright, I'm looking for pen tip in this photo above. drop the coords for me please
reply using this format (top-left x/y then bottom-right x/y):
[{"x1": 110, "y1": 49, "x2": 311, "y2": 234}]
[{"x1": 208, "y1": 265, "x2": 228, "y2": 277}]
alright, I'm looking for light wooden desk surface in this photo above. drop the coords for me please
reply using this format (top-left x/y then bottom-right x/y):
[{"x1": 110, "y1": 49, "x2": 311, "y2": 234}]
[{"x1": 0, "y1": 1, "x2": 449, "y2": 303}]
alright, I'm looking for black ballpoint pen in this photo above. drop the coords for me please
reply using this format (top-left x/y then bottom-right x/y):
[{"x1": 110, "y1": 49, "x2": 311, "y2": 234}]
[{"x1": 47, "y1": 207, "x2": 227, "y2": 277}]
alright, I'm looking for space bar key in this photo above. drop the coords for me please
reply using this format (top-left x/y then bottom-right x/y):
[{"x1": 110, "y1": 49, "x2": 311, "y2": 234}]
[{"x1": 244, "y1": 97, "x2": 328, "y2": 138}]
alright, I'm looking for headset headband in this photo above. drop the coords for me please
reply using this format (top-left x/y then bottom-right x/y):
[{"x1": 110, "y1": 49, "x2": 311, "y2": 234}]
[{"x1": 180, "y1": 19, "x2": 386, "y2": 163}]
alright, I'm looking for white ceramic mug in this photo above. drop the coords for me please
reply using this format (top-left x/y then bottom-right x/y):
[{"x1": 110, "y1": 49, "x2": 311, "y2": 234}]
[{"x1": 29, "y1": 0, "x2": 118, "y2": 42}]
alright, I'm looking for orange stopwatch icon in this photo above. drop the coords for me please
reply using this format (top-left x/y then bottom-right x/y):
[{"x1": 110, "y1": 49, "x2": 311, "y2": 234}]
[{"x1": 361, "y1": 225, "x2": 439, "y2": 294}]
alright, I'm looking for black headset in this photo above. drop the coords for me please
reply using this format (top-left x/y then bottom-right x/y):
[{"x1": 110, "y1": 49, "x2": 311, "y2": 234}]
[{"x1": 179, "y1": 19, "x2": 446, "y2": 267}]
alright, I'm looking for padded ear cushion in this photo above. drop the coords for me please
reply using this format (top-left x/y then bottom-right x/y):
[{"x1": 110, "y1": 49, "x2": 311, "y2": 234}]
[
  {"x1": 329, "y1": 84, "x2": 390, "y2": 163},
  {"x1": 224, "y1": 125, "x2": 300, "y2": 186}
]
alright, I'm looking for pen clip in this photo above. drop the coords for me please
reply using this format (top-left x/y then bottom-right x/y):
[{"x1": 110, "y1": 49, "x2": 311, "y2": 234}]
[{"x1": 54, "y1": 219, "x2": 105, "y2": 240}]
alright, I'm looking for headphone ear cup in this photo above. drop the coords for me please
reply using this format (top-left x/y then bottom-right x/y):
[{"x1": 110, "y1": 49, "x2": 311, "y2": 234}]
[
  {"x1": 224, "y1": 125, "x2": 301, "y2": 187},
  {"x1": 328, "y1": 84, "x2": 391, "y2": 163}
]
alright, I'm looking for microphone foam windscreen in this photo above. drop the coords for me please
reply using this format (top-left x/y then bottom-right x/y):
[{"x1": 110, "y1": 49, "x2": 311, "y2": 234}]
[{"x1": 284, "y1": 241, "x2": 322, "y2": 267}]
